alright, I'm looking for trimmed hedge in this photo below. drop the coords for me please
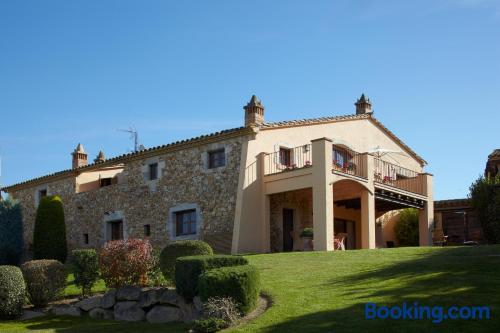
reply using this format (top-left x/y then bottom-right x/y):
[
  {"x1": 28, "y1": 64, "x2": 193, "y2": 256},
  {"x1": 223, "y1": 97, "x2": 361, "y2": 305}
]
[
  {"x1": 199, "y1": 265, "x2": 260, "y2": 314},
  {"x1": 33, "y1": 196, "x2": 68, "y2": 263},
  {"x1": 159, "y1": 240, "x2": 213, "y2": 280},
  {"x1": 175, "y1": 255, "x2": 248, "y2": 299},
  {"x1": 193, "y1": 318, "x2": 229, "y2": 333},
  {"x1": 0, "y1": 200, "x2": 23, "y2": 265},
  {"x1": 0, "y1": 265, "x2": 25, "y2": 319},
  {"x1": 21, "y1": 259, "x2": 66, "y2": 307},
  {"x1": 72, "y1": 249, "x2": 99, "y2": 297}
]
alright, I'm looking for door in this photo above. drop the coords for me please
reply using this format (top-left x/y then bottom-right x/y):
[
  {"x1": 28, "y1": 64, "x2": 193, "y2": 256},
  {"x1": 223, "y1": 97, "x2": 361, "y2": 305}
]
[{"x1": 283, "y1": 209, "x2": 294, "y2": 252}]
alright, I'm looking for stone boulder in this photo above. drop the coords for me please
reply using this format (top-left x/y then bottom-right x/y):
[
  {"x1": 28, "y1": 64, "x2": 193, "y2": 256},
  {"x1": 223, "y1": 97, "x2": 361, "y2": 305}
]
[
  {"x1": 193, "y1": 296, "x2": 203, "y2": 313},
  {"x1": 101, "y1": 290, "x2": 117, "y2": 309},
  {"x1": 75, "y1": 296, "x2": 102, "y2": 311},
  {"x1": 116, "y1": 286, "x2": 142, "y2": 301},
  {"x1": 138, "y1": 288, "x2": 163, "y2": 308},
  {"x1": 50, "y1": 305, "x2": 82, "y2": 317},
  {"x1": 114, "y1": 301, "x2": 146, "y2": 322},
  {"x1": 89, "y1": 307, "x2": 114, "y2": 320},
  {"x1": 159, "y1": 289, "x2": 179, "y2": 306},
  {"x1": 146, "y1": 305, "x2": 181, "y2": 323}
]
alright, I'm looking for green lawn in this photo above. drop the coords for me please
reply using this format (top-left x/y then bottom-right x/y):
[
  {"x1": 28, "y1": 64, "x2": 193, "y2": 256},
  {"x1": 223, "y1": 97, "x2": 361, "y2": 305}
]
[
  {"x1": 1, "y1": 246, "x2": 499, "y2": 333},
  {"x1": 63, "y1": 267, "x2": 106, "y2": 298}
]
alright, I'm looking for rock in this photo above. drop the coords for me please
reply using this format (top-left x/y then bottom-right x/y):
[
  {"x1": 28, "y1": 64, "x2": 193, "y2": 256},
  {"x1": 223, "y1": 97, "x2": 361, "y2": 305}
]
[
  {"x1": 89, "y1": 307, "x2": 114, "y2": 320},
  {"x1": 116, "y1": 286, "x2": 142, "y2": 301},
  {"x1": 114, "y1": 301, "x2": 146, "y2": 322},
  {"x1": 159, "y1": 289, "x2": 178, "y2": 305},
  {"x1": 146, "y1": 305, "x2": 181, "y2": 323},
  {"x1": 50, "y1": 305, "x2": 82, "y2": 317},
  {"x1": 75, "y1": 295, "x2": 102, "y2": 311},
  {"x1": 193, "y1": 296, "x2": 203, "y2": 313},
  {"x1": 101, "y1": 290, "x2": 117, "y2": 309},
  {"x1": 19, "y1": 310, "x2": 47, "y2": 320},
  {"x1": 177, "y1": 297, "x2": 200, "y2": 323},
  {"x1": 138, "y1": 288, "x2": 163, "y2": 308}
]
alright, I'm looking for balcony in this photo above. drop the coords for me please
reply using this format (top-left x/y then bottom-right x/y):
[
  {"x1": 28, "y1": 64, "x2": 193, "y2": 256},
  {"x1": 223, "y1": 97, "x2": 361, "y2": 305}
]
[{"x1": 374, "y1": 158, "x2": 425, "y2": 195}]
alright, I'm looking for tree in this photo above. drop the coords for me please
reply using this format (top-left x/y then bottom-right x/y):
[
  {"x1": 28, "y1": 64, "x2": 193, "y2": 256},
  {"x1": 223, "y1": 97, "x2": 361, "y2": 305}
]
[
  {"x1": 0, "y1": 199, "x2": 24, "y2": 265},
  {"x1": 469, "y1": 176, "x2": 500, "y2": 244},
  {"x1": 394, "y1": 208, "x2": 419, "y2": 246},
  {"x1": 33, "y1": 195, "x2": 67, "y2": 263}
]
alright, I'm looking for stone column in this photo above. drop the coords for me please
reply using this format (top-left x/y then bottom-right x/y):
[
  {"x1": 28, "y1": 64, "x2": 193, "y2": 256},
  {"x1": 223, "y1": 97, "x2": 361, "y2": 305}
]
[
  {"x1": 419, "y1": 173, "x2": 434, "y2": 246},
  {"x1": 311, "y1": 138, "x2": 334, "y2": 251},
  {"x1": 361, "y1": 153, "x2": 376, "y2": 249}
]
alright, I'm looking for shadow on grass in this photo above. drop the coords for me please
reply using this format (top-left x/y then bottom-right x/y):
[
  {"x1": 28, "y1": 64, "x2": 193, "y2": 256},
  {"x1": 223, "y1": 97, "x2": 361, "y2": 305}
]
[{"x1": 259, "y1": 246, "x2": 500, "y2": 333}]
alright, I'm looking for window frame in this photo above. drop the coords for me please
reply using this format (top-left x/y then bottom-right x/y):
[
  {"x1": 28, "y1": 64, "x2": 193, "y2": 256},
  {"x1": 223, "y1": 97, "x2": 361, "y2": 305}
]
[
  {"x1": 208, "y1": 148, "x2": 226, "y2": 169},
  {"x1": 149, "y1": 163, "x2": 159, "y2": 181},
  {"x1": 279, "y1": 147, "x2": 292, "y2": 166},
  {"x1": 144, "y1": 224, "x2": 151, "y2": 237},
  {"x1": 175, "y1": 209, "x2": 197, "y2": 237}
]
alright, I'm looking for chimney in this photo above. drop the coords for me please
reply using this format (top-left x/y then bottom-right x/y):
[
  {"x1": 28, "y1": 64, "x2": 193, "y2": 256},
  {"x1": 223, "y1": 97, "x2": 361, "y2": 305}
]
[
  {"x1": 94, "y1": 150, "x2": 106, "y2": 164},
  {"x1": 355, "y1": 94, "x2": 373, "y2": 114},
  {"x1": 72, "y1": 143, "x2": 88, "y2": 169},
  {"x1": 244, "y1": 95, "x2": 265, "y2": 127}
]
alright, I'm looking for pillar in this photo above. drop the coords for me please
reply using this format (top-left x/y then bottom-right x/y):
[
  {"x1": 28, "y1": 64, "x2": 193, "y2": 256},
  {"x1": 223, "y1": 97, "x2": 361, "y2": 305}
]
[
  {"x1": 360, "y1": 153, "x2": 376, "y2": 249},
  {"x1": 419, "y1": 173, "x2": 434, "y2": 246}
]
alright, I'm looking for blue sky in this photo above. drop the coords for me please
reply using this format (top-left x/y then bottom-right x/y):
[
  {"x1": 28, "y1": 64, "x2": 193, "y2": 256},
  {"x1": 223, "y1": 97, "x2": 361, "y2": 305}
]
[{"x1": 0, "y1": 0, "x2": 499, "y2": 200}]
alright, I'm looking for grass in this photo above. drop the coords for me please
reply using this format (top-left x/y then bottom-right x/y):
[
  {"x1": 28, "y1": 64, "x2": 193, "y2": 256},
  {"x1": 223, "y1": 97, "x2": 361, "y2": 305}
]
[{"x1": 1, "y1": 246, "x2": 499, "y2": 332}]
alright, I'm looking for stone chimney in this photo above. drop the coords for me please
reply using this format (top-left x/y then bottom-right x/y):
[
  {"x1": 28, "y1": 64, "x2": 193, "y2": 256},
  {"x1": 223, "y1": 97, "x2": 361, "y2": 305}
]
[
  {"x1": 244, "y1": 95, "x2": 265, "y2": 127},
  {"x1": 94, "y1": 150, "x2": 106, "y2": 164},
  {"x1": 72, "y1": 143, "x2": 88, "y2": 169},
  {"x1": 355, "y1": 94, "x2": 373, "y2": 114}
]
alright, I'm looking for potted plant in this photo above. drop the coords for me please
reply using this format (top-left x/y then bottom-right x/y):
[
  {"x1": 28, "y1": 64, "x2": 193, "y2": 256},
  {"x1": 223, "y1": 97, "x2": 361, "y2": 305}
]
[{"x1": 300, "y1": 227, "x2": 314, "y2": 251}]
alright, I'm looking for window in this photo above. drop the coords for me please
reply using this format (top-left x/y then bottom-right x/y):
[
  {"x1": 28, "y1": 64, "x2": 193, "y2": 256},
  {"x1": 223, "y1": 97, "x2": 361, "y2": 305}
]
[
  {"x1": 144, "y1": 224, "x2": 151, "y2": 237},
  {"x1": 149, "y1": 163, "x2": 158, "y2": 180},
  {"x1": 109, "y1": 220, "x2": 123, "y2": 240},
  {"x1": 83, "y1": 233, "x2": 89, "y2": 244},
  {"x1": 208, "y1": 149, "x2": 225, "y2": 169},
  {"x1": 100, "y1": 178, "x2": 112, "y2": 187},
  {"x1": 175, "y1": 209, "x2": 197, "y2": 236},
  {"x1": 39, "y1": 189, "x2": 47, "y2": 199},
  {"x1": 279, "y1": 148, "x2": 291, "y2": 166}
]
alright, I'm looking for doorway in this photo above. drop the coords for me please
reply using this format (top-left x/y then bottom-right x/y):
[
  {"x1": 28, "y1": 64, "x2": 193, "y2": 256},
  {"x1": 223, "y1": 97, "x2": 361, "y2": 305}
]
[
  {"x1": 334, "y1": 218, "x2": 356, "y2": 249},
  {"x1": 283, "y1": 209, "x2": 294, "y2": 252}
]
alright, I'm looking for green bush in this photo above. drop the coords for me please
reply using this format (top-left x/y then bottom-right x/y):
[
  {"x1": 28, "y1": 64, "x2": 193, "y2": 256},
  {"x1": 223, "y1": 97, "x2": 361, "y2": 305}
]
[
  {"x1": 394, "y1": 208, "x2": 419, "y2": 246},
  {"x1": 193, "y1": 318, "x2": 229, "y2": 333},
  {"x1": 160, "y1": 240, "x2": 213, "y2": 280},
  {"x1": 72, "y1": 249, "x2": 99, "y2": 297},
  {"x1": 0, "y1": 199, "x2": 23, "y2": 265},
  {"x1": 199, "y1": 265, "x2": 260, "y2": 314},
  {"x1": 175, "y1": 255, "x2": 248, "y2": 300},
  {"x1": 21, "y1": 259, "x2": 66, "y2": 307},
  {"x1": 300, "y1": 227, "x2": 313, "y2": 238},
  {"x1": 33, "y1": 196, "x2": 67, "y2": 263},
  {"x1": 0, "y1": 265, "x2": 26, "y2": 319},
  {"x1": 470, "y1": 175, "x2": 500, "y2": 243}
]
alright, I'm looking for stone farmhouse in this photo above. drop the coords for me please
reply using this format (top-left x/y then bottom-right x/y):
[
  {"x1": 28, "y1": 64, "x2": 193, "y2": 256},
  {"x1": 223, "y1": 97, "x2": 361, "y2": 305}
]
[{"x1": 1, "y1": 95, "x2": 434, "y2": 255}]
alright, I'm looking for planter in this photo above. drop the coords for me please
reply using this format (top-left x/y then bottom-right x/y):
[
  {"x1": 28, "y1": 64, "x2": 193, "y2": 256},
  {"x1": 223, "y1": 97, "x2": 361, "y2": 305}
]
[{"x1": 301, "y1": 237, "x2": 313, "y2": 251}]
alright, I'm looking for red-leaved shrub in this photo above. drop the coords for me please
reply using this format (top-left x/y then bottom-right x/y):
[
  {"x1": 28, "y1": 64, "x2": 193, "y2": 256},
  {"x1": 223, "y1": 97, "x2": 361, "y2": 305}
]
[{"x1": 99, "y1": 238, "x2": 153, "y2": 288}]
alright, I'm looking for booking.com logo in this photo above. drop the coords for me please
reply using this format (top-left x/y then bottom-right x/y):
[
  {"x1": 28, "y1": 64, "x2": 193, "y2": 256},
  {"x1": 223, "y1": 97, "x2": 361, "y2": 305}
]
[{"x1": 365, "y1": 302, "x2": 491, "y2": 324}]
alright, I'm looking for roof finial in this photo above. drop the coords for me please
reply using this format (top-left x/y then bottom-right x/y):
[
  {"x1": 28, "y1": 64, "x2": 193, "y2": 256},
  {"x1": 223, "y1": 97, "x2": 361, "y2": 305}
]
[{"x1": 94, "y1": 150, "x2": 106, "y2": 163}]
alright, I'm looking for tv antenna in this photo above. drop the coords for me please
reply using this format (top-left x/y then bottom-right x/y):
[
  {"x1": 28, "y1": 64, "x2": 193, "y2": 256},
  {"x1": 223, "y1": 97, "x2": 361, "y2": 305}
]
[{"x1": 118, "y1": 127, "x2": 141, "y2": 153}]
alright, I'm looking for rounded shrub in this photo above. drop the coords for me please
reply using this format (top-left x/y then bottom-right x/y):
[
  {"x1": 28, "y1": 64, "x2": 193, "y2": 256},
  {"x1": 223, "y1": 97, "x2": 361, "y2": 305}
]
[
  {"x1": 193, "y1": 317, "x2": 229, "y2": 333},
  {"x1": 72, "y1": 249, "x2": 99, "y2": 297},
  {"x1": 99, "y1": 238, "x2": 153, "y2": 288},
  {"x1": 175, "y1": 255, "x2": 248, "y2": 300},
  {"x1": 0, "y1": 200, "x2": 23, "y2": 265},
  {"x1": 394, "y1": 208, "x2": 419, "y2": 246},
  {"x1": 159, "y1": 240, "x2": 213, "y2": 280},
  {"x1": 0, "y1": 265, "x2": 26, "y2": 319},
  {"x1": 199, "y1": 265, "x2": 260, "y2": 314},
  {"x1": 21, "y1": 259, "x2": 66, "y2": 307},
  {"x1": 33, "y1": 196, "x2": 67, "y2": 263}
]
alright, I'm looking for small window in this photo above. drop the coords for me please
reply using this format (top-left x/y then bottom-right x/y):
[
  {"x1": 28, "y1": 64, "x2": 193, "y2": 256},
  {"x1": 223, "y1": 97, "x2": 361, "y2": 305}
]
[
  {"x1": 175, "y1": 209, "x2": 197, "y2": 236},
  {"x1": 83, "y1": 233, "x2": 89, "y2": 244},
  {"x1": 39, "y1": 189, "x2": 47, "y2": 199},
  {"x1": 149, "y1": 163, "x2": 158, "y2": 181},
  {"x1": 100, "y1": 178, "x2": 112, "y2": 187},
  {"x1": 109, "y1": 220, "x2": 123, "y2": 241},
  {"x1": 144, "y1": 224, "x2": 151, "y2": 237},
  {"x1": 279, "y1": 148, "x2": 291, "y2": 166},
  {"x1": 208, "y1": 149, "x2": 225, "y2": 169}
]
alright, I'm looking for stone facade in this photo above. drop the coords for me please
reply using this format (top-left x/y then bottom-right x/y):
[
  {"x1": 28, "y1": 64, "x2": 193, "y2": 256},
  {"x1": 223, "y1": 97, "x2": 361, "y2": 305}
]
[{"x1": 9, "y1": 135, "x2": 246, "y2": 256}]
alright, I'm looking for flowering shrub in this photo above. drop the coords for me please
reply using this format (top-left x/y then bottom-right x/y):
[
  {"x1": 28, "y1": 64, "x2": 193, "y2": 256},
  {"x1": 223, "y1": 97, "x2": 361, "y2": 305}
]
[{"x1": 99, "y1": 239, "x2": 153, "y2": 288}]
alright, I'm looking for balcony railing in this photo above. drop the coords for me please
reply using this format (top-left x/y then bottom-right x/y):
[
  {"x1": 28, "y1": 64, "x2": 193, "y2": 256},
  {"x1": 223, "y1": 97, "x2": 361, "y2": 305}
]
[
  {"x1": 374, "y1": 158, "x2": 424, "y2": 195},
  {"x1": 265, "y1": 144, "x2": 312, "y2": 175},
  {"x1": 332, "y1": 145, "x2": 366, "y2": 178}
]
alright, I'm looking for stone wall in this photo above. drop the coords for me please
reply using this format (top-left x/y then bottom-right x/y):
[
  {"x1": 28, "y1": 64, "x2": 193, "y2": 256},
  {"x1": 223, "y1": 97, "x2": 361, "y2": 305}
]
[
  {"x1": 269, "y1": 188, "x2": 313, "y2": 252},
  {"x1": 10, "y1": 136, "x2": 246, "y2": 257}
]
